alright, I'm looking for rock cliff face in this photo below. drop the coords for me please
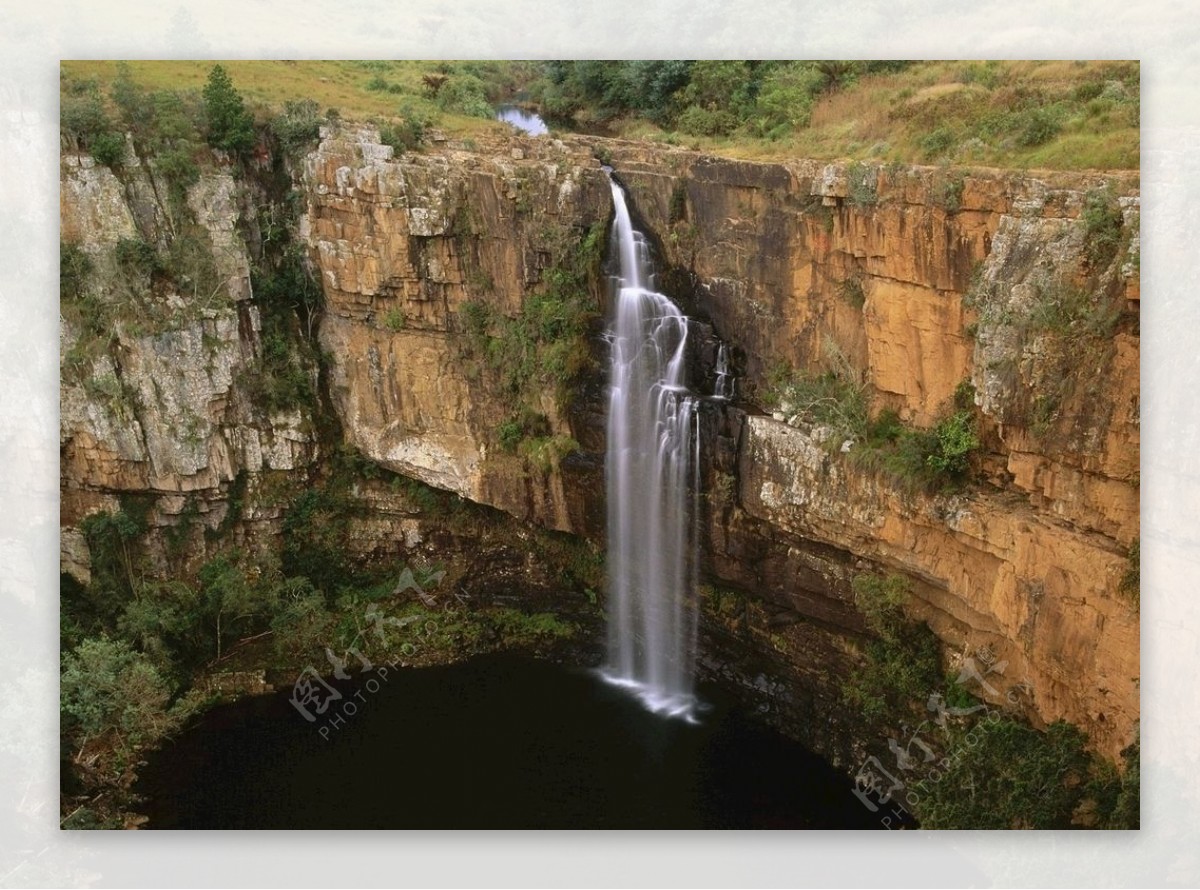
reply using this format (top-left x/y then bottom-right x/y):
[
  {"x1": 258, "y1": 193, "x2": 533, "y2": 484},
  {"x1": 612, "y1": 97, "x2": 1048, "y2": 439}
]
[
  {"x1": 596, "y1": 140, "x2": 1139, "y2": 759},
  {"x1": 59, "y1": 153, "x2": 318, "y2": 579},
  {"x1": 60, "y1": 126, "x2": 1139, "y2": 763},
  {"x1": 301, "y1": 126, "x2": 612, "y2": 530}
]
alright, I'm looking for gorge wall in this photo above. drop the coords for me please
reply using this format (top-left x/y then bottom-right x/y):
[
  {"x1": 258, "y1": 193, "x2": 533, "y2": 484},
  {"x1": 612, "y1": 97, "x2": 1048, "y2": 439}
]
[{"x1": 60, "y1": 124, "x2": 1140, "y2": 765}]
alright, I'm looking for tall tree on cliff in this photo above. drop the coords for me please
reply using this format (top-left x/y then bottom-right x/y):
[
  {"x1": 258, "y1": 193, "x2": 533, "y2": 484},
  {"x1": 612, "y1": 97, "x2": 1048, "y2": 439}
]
[{"x1": 202, "y1": 64, "x2": 255, "y2": 154}]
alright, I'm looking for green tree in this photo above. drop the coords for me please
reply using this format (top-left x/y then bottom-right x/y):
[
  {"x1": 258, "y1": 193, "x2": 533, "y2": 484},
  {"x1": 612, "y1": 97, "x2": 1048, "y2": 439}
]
[
  {"x1": 198, "y1": 554, "x2": 273, "y2": 659},
  {"x1": 752, "y1": 62, "x2": 825, "y2": 134},
  {"x1": 61, "y1": 636, "x2": 175, "y2": 748},
  {"x1": 920, "y1": 719, "x2": 1093, "y2": 829},
  {"x1": 110, "y1": 62, "x2": 155, "y2": 143},
  {"x1": 201, "y1": 64, "x2": 256, "y2": 153}
]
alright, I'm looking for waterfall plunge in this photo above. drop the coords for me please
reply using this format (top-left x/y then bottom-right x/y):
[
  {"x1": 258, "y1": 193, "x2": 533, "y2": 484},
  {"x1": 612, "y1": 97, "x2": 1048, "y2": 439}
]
[{"x1": 602, "y1": 176, "x2": 701, "y2": 721}]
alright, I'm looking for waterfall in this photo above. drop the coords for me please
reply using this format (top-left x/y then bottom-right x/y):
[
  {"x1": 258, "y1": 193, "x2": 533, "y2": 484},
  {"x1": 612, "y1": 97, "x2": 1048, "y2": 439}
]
[
  {"x1": 602, "y1": 175, "x2": 701, "y2": 721},
  {"x1": 714, "y1": 343, "x2": 734, "y2": 400}
]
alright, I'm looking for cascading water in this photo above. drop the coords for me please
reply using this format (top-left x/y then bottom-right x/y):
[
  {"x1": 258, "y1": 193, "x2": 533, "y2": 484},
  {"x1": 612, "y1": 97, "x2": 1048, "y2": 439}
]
[
  {"x1": 714, "y1": 343, "x2": 734, "y2": 400},
  {"x1": 602, "y1": 174, "x2": 701, "y2": 721}
]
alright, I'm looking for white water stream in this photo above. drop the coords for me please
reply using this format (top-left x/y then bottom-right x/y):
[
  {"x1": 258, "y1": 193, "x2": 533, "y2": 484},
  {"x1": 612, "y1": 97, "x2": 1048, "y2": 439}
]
[{"x1": 602, "y1": 176, "x2": 701, "y2": 721}]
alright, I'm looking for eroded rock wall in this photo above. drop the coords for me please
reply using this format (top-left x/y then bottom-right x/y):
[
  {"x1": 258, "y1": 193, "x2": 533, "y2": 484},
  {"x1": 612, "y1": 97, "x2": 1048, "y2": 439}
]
[
  {"x1": 60, "y1": 153, "x2": 318, "y2": 574},
  {"x1": 599, "y1": 139, "x2": 1139, "y2": 758},
  {"x1": 60, "y1": 126, "x2": 1140, "y2": 762},
  {"x1": 302, "y1": 126, "x2": 612, "y2": 531}
]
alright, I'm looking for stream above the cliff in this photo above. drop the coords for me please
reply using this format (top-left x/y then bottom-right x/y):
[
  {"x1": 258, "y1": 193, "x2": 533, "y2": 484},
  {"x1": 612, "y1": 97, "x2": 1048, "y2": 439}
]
[
  {"x1": 495, "y1": 104, "x2": 548, "y2": 135},
  {"x1": 134, "y1": 654, "x2": 882, "y2": 828}
]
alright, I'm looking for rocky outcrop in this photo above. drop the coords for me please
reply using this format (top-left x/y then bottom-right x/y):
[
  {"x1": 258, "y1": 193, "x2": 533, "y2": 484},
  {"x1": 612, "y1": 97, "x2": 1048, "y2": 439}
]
[
  {"x1": 59, "y1": 153, "x2": 319, "y2": 570},
  {"x1": 60, "y1": 127, "x2": 1139, "y2": 764},
  {"x1": 303, "y1": 125, "x2": 612, "y2": 530},
  {"x1": 734, "y1": 415, "x2": 1137, "y2": 758},
  {"x1": 597, "y1": 139, "x2": 1139, "y2": 758}
]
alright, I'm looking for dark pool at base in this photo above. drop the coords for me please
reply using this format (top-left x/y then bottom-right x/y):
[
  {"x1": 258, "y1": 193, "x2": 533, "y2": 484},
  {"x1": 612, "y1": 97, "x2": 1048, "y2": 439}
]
[{"x1": 135, "y1": 654, "x2": 889, "y2": 828}]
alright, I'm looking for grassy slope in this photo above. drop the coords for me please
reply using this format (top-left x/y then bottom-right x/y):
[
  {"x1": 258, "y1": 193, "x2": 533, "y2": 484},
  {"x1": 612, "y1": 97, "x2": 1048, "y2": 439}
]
[
  {"x1": 60, "y1": 60, "x2": 520, "y2": 140},
  {"x1": 615, "y1": 60, "x2": 1138, "y2": 171},
  {"x1": 61, "y1": 59, "x2": 1138, "y2": 173}
]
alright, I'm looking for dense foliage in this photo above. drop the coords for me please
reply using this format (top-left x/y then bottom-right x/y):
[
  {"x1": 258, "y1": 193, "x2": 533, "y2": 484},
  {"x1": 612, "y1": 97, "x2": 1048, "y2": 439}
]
[
  {"x1": 62, "y1": 59, "x2": 1138, "y2": 170},
  {"x1": 844, "y1": 570, "x2": 1139, "y2": 829},
  {"x1": 532, "y1": 61, "x2": 911, "y2": 138}
]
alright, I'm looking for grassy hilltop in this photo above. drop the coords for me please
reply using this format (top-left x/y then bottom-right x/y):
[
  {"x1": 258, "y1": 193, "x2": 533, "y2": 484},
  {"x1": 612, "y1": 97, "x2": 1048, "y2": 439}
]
[{"x1": 62, "y1": 59, "x2": 1137, "y2": 171}]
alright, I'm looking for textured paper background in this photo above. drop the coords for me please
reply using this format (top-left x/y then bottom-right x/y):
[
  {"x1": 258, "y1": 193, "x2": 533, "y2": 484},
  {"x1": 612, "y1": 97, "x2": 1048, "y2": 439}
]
[{"x1": 1, "y1": 2, "x2": 1195, "y2": 885}]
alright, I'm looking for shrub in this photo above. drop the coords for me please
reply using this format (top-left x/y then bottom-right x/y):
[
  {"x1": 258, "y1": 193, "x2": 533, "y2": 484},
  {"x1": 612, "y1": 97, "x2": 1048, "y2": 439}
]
[
  {"x1": 436, "y1": 74, "x2": 493, "y2": 118},
  {"x1": 668, "y1": 180, "x2": 688, "y2": 224},
  {"x1": 272, "y1": 99, "x2": 322, "y2": 153},
  {"x1": 154, "y1": 146, "x2": 201, "y2": 211},
  {"x1": 843, "y1": 617, "x2": 943, "y2": 723},
  {"x1": 846, "y1": 162, "x2": 878, "y2": 207},
  {"x1": 1082, "y1": 186, "x2": 1124, "y2": 268},
  {"x1": 953, "y1": 379, "x2": 977, "y2": 412},
  {"x1": 79, "y1": 508, "x2": 144, "y2": 605},
  {"x1": 114, "y1": 237, "x2": 161, "y2": 278},
  {"x1": 764, "y1": 366, "x2": 869, "y2": 443},
  {"x1": 496, "y1": 418, "x2": 524, "y2": 453},
  {"x1": 460, "y1": 222, "x2": 602, "y2": 404},
  {"x1": 839, "y1": 275, "x2": 866, "y2": 309},
  {"x1": 676, "y1": 104, "x2": 738, "y2": 138},
  {"x1": 61, "y1": 637, "x2": 176, "y2": 745},
  {"x1": 270, "y1": 579, "x2": 335, "y2": 662},
  {"x1": 246, "y1": 242, "x2": 321, "y2": 413},
  {"x1": 1101, "y1": 739, "x2": 1140, "y2": 829},
  {"x1": 379, "y1": 105, "x2": 430, "y2": 153},
  {"x1": 61, "y1": 80, "x2": 112, "y2": 146},
  {"x1": 864, "y1": 407, "x2": 904, "y2": 446},
  {"x1": 751, "y1": 62, "x2": 824, "y2": 132},
  {"x1": 1017, "y1": 107, "x2": 1060, "y2": 147},
  {"x1": 679, "y1": 61, "x2": 754, "y2": 118},
  {"x1": 934, "y1": 172, "x2": 965, "y2": 212},
  {"x1": 90, "y1": 132, "x2": 126, "y2": 168},
  {"x1": 919, "y1": 127, "x2": 955, "y2": 159},
  {"x1": 926, "y1": 410, "x2": 980, "y2": 477},
  {"x1": 494, "y1": 408, "x2": 549, "y2": 455},
  {"x1": 383, "y1": 307, "x2": 407, "y2": 331},
  {"x1": 488, "y1": 608, "x2": 576, "y2": 646},
  {"x1": 847, "y1": 403, "x2": 979, "y2": 493},
  {"x1": 282, "y1": 488, "x2": 354, "y2": 596},
  {"x1": 919, "y1": 719, "x2": 1094, "y2": 829},
  {"x1": 165, "y1": 221, "x2": 224, "y2": 304},
  {"x1": 198, "y1": 554, "x2": 278, "y2": 660},
  {"x1": 110, "y1": 63, "x2": 155, "y2": 139},
  {"x1": 459, "y1": 299, "x2": 493, "y2": 347},
  {"x1": 852, "y1": 572, "x2": 910, "y2": 638},
  {"x1": 117, "y1": 580, "x2": 201, "y2": 674},
  {"x1": 61, "y1": 241, "x2": 93, "y2": 302},
  {"x1": 959, "y1": 61, "x2": 1002, "y2": 90},
  {"x1": 518, "y1": 434, "x2": 580, "y2": 473},
  {"x1": 1028, "y1": 280, "x2": 1120, "y2": 340}
]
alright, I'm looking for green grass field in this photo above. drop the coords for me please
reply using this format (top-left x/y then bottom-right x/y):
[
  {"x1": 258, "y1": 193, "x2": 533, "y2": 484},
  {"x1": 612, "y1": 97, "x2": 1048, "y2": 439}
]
[
  {"x1": 61, "y1": 60, "x2": 1138, "y2": 171},
  {"x1": 607, "y1": 60, "x2": 1138, "y2": 171},
  {"x1": 61, "y1": 60, "x2": 529, "y2": 140}
]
